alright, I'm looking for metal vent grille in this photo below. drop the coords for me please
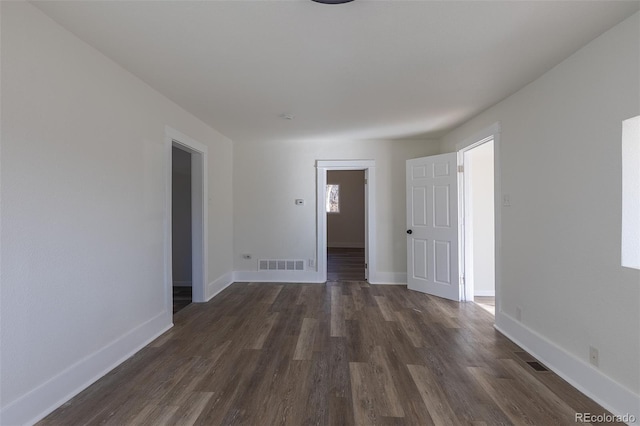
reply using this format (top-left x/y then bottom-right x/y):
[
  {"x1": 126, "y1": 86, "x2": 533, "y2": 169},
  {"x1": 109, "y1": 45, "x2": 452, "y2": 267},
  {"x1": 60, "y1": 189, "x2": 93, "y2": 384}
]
[
  {"x1": 526, "y1": 361, "x2": 549, "y2": 372},
  {"x1": 258, "y1": 259, "x2": 305, "y2": 271}
]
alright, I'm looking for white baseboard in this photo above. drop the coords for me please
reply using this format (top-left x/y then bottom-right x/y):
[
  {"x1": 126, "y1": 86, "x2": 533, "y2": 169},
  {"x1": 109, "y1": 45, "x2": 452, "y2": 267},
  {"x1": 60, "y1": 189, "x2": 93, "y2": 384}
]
[
  {"x1": 327, "y1": 242, "x2": 365, "y2": 248},
  {"x1": 0, "y1": 312, "x2": 172, "y2": 426},
  {"x1": 495, "y1": 312, "x2": 639, "y2": 422},
  {"x1": 474, "y1": 290, "x2": 495, "y2": 297},
  {"x1": 206, "y1": 272, "x2": 235, "y2": 301},
  {"x1": 233, "y1": 270, "x2": 407, "y2": 285},
  {"x1": 368, "y1": 272, "x2": 407, "y2": 285},
  {"x1": 233, "y1": 270, "x2": 324, "y2": 283}
]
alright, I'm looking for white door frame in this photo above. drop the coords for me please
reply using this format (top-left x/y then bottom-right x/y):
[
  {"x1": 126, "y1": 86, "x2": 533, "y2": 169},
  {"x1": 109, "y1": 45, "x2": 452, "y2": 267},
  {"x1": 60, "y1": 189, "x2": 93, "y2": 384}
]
[
  {"x1": 316, "y1": 160, "x2": 376, "y2": 283},
  {"x1": 165, "y1": 126, "x2": 208, "y2": 312},
  {"x1": 456, "y1": 123, "x2": 501, "y2": 312}
]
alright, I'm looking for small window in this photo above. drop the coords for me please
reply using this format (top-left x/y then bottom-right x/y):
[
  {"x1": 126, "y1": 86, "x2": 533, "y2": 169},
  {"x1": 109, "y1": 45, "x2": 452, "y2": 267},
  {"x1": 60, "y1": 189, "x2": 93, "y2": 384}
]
[
  {"x1": 622, "y1": 115, "x2": 639, "y2": 270},
  {"x1": 326, "y1": 184, "x2": 340, "y2": 213}
]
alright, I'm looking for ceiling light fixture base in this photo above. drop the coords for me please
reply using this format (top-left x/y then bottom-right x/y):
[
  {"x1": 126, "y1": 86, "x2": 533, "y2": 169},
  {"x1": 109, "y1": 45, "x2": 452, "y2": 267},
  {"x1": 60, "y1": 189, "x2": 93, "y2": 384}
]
[{"x1": 311, "y1": 0, "x2": 354, "y2": 4}]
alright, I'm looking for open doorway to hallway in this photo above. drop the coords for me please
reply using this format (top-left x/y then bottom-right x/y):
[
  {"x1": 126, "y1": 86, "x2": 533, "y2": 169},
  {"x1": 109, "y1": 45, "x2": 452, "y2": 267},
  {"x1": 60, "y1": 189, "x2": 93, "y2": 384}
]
[
  {"x1": 172, "y1": 146, "x2": 193, "y2": 313},
  {"x1": 462, "y1": 139, "x2": 495, "y2": 315},
  {"x1": 327, "y1": 170, "x2": 366, "y2": 281}
]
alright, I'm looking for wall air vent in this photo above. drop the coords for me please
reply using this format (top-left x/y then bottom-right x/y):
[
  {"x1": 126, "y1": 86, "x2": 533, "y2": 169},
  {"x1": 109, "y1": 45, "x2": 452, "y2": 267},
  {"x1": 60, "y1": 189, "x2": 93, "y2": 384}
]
[{"x1": 258, "y1": 259, "x2": 305, "y2": 271}]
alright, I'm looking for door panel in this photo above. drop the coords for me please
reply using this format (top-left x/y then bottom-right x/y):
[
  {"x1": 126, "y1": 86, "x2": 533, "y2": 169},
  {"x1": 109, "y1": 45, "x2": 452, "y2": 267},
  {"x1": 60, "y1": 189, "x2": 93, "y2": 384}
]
[
  {"x1": 406, "y1": 153, "x2": 460, "y2": 301},
  {"x1": 413, "y1": 239, "x2": 428, "y2": 279},
  {"x1": 412, "y1": 187, "x2": 427, "y2": 225}
]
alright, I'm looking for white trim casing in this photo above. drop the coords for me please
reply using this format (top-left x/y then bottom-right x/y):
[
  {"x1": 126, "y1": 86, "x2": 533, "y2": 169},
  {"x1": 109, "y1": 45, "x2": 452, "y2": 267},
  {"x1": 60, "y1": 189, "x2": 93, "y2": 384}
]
[
  {"x1": 233, "y1": 270, "x2": 325, "y2": 284},
  {"x1": 231, "y1": 270, "x2": 406, "y2": 285},
  {"x1": 456, "y1": 122, "x2": 502, "y2": 152},
  {"x1": 493, "y1": 130, "x2": 503, "y2": 327},
  {"x1": 316, "y1": 160, "x2": 376, "y2": 283},
  {"x1": 165, "y1": 126, "x2": 208, "y2": 305},
  {"x1": 456, "y1": 123, "x2": 502, "y2": 317},
  {"x1": 458, "y1": 127, "x2": 499, "y2": 303}
]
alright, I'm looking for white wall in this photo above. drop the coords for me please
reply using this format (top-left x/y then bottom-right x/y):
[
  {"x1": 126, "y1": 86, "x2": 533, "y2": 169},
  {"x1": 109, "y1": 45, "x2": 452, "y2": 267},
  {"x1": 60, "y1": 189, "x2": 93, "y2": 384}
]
[
  {"x1": 0, "y1": 3, "x2": 234, "y2": 424},
  {"x1": 327, "y1": 170, "x2": 365, "y2": 248},
  {"x1": 233, "y1": 139, "x2": 439, "y2": 279},
  {"x1": 440, "y1": 12, "x2": 640, "y2": 416},
  {"x1": 465, "y1": 141, "x2": 495, "y2": 296}
]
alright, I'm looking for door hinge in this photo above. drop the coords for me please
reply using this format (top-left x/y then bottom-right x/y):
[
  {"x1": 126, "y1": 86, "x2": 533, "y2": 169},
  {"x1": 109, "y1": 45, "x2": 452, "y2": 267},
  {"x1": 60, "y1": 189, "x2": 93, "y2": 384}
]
[
  {"x1": 365, "y1": 263, "x2": 368, "y2": 269},
  {"x1": 364, "y1": 178, "x2": 368, "y2": 185},
  {"x1": 458, "y1": 165, "x2": 464, "y2": 173}
]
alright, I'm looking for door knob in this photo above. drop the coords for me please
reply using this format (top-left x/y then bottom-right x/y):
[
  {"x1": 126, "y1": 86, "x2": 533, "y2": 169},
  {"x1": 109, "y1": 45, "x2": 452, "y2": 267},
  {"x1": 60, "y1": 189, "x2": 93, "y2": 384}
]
[{"x1": 406, "y1": 229, "x2": 413, "y2": 234}]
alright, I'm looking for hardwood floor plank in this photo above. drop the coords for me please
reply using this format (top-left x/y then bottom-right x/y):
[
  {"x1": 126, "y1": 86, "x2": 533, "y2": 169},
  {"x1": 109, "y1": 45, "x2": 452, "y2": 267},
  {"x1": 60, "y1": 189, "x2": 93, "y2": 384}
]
[
  {"x1": 351, "y1": 285, "x2": 367, "y2": 312},
  {"x1": 129, "y1": 404, "x2": 179, "y2": 426},
  {"x1": 407, "y1": 364, "x2": 462, "y2": 426},
  {"x1": 303, "y1": 350, "x2": 330, "y2": 425},
  {"x1": 247, "y1": 311, "x2": 279, "y2": 350},
  {"x1": 349, "y1": 362, "x2": 381, "y2": 425},
  {"x1": 294, "y1": 317, "x2": 319, "y2": 360},
  {"x1": 192, "y1": 349, "x2": 262, "y2": 425},
  {"x1": 169, "y1": 391, "x2": 214, "y2": 426},
  {"x1": 262, "y1": 284, "x2": 284, "y2": 305},
  {"x1": 468, "y1": 366, "x2": 540, "y2": 425},
  {"x1": 349, "y1": 346, "x2": 404, "y2": 424},
  {"x1": 374, "y1": 295, "x2": 396, "y2": 322},
  {"x1": 329, "y1": 337, "x2": 351, "y2": 399},
  {"x1": 266, "y1": 358, "x2": 313, "y2": 426},
  {"x1": 329, "y1": 394, "x2": 354, "y2": 426},
  {"x1": 343, "y1": 293, "x2": 357, "y2": 321},
  {"x1": 330, "y1": 285, "x2": 346, "y2": 337},
  {"x1": 395, "y1": 309, "x2": 427, "y2": 348},
  {"x1": 381, "y1": 349, "x2": 435, "y2": 425},
  {"x1": 500, "y1": 358, "x2": 594, "y2": 424},
  {"x1": 296, "y1": 285, "x2": 326, "y2": 317},
  {"x1": 126, "y1": 404, "x2": 156, "y2": 425},
  {"x1": 369, "y1": 346, "x2": 405, "y2": 418},
  {"x1": 100, "y1": 390, "x2": 160, "y2": 425}
]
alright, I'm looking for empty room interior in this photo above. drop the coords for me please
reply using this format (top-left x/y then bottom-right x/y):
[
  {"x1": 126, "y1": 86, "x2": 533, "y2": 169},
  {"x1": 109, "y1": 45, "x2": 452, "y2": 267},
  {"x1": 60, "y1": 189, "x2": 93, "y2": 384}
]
[{"x1": 1, "y1": 1, "x2": 639, "y2": 425}]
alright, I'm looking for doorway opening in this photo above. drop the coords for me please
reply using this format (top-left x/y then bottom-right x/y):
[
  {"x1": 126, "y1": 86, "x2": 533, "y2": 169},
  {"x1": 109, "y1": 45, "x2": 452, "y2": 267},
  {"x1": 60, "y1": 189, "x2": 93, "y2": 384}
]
[
  {"x1": 326, "y1": 170, "x2": 366, "y2": 281},
  {"x1": 316, "y1": 160, "x2": 376, "y2": 283},
  {"x1": 165, "y1": 127, "x2": 208, "y2": 317},
  {"x1": 460, "y1": 138, "x2": 496, "y2": 315},
  {"x1": 172, "y1": 146, "x2": 193, "y2": 313}
]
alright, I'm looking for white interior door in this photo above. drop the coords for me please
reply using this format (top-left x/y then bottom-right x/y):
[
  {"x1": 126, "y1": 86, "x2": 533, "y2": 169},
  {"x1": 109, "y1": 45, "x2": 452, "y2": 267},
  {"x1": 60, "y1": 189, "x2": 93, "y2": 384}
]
[{"x1": 406, "y1": 153, "x2": 460, "y2": 301}]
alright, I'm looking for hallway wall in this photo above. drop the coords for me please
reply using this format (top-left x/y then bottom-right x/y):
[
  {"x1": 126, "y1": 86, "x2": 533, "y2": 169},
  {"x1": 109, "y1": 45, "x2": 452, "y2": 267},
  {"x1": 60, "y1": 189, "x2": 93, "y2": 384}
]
[
  {"x1": 327, "y1": 170, "x2": 365, "y2": 248},
  {"x1": 440, "y1": 12, "x2": 640, "y2": 416},
  {"x1": 0, "y1": 3, "x2": 234, "y2": 424},
  {"x1": 233, "y1": 139, "x2": 440, "y2": 279}
]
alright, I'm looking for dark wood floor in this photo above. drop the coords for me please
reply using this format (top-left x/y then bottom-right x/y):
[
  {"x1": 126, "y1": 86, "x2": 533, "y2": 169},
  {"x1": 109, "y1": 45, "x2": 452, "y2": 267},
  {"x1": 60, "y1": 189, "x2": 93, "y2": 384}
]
[
  {"x1": 173, "y1": 286, "x2": 192, "y2": 314},
  {"x1": 40, "y1": 281, "x2": 616, "y2": 425},
  {"x1": 327, "y1": 247, "x2": 365, "y2": 281}
]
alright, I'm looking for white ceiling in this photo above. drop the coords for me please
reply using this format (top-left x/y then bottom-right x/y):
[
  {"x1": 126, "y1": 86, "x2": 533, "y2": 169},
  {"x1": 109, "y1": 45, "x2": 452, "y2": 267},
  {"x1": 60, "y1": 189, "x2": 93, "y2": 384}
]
[{"x1": 34, "y1": 1, "x2": 639, "y2": 143}]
